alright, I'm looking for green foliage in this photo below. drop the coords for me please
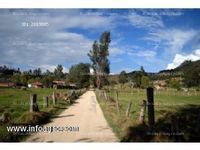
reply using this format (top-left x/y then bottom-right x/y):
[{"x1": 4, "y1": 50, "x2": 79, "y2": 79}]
[
  {"x1": 141, "y1": 75, "x2": 150, "y2": 89},
  {"x1": 184, "y1": 68, "x2": 200, "y2": 88},
  {"x1": 54, "y1": 64, "x2": 64, "y2": 79},
  {"x1": 68, "y1": 63, "x2": 90, "y2": 88},
  {"x1": 20, "y1": 74, "x2": 29, "y2": 85},
  {"x1": 33, "y1": 68, "x2": 42, "y2": 76},
  {"x1": 88, "y1": 31, "x2": 111, "y2": 88},
  {"x1": 28, "y1": 77, "x2": 41, "y2": 84},
  {"x1": 130, "y1": 66, "x2": 148, "y2": 88},
  {"x1": 119, "y1": 71, "x2": 127, "y2": 84},
  {"x1": 131, "y1": 72, "x2": 142, "y2": 88},
  {"x1": 140, "y1": 66, "x2": 146, "y2": 76},
  {"x1": 42, "y1": 75, "x2": 54, "y2": 88},
  {"x1": 11, "y1": 73, "x2": 21, "y2": 84},
  {"x1": 169, "y1": 78, "x2": 181, "y2": 89}
]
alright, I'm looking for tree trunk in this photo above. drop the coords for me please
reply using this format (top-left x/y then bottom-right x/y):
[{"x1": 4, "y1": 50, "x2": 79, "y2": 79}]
[{"x1": 96, "y1": 74, "x2": 101, "y2": 89}]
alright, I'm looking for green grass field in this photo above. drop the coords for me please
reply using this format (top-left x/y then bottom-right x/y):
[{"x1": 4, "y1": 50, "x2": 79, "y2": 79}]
[
  {"x1": 0, "y1": 87, "x2": 80, "y2": 142},
  {"x1": 96, "y1": 87, "x2": 200, "y2": 142}
]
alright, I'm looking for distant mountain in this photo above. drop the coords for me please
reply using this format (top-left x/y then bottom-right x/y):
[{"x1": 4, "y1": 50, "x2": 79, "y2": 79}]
[
  {"x1": 110, "y1": 59, "x2": 200, "y2": 82},
  {"x1": 159, "y1": 60, "x2": 200, "y2": 74},
  {"x1": 174, "y1": 60, "x2": 200, "y2": 72}
]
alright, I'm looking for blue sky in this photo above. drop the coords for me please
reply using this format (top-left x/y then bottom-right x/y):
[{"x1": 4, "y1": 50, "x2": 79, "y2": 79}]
[{"x1": 0, "y1": 9, "x2": 200, "y2": 74}]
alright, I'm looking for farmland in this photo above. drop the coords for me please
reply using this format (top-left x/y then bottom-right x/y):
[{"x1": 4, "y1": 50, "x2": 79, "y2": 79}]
[
  {"x1": 0, "y1": 87, "x2": 83, "y2": 141},
  {"x1": 96, "y1": 86, "x2": 200, "y2": 142}
]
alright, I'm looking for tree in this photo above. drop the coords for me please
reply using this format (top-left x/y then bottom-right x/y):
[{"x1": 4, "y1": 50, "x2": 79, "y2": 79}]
[
  {"x1": 44, "y1": 69, "x2": 52, "y2": 76},
  {"x1": 11, "y1": 73, "x2": 21, "y2": 85},
  {"x1": 42, "y1": 75, "x2": 54, "y2": 88},
  {"x1": 131, "y1": 72, "x2": 142, "y2": 88},
  {"x1": 54, "y1": 64, "x2": 64, "y2": 79},
  {"x1": 141, "y1": 75, "x2": 150, "y2": 89},
  {"x1": 33, "y1": 68, "x2": 42, "y2": 76},
  {"x1": 131, "y1": 66, "x2": 148, "y2": 88},
  {"x1": 119, "y1": 71, "x2": 127, "y2": 84},
  {"x1": 140, "y1": 66, "x2": 145, "y2": 75},
  {"x1": 68, "y1": 63, "x2": 90, "y2": 88},
  {"x1": 88, "y1": 31, "x2": 111, "y2": 89},
  {"x1": 169, "y1": 78, "x2": 181, "y2": 90},
  {"x1": 184, "y1": 69, "x2": 200, "y2": 88},
  {"x1": 20, "y1": 74, "x2": 29, "y2": 85}
]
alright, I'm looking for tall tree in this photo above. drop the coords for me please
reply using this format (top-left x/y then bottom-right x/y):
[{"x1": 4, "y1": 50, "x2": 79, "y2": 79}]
[
  {"x1": 140, "y1": 66, "x2": 146, "y2": 76},
  {"x1": 33, "y1": 68, "x2": 42, "y2": 76},
  {"x1": 68, "y1": 63, "x2": 90, "y2": 88},
  {"x1": 88, "y1": 31, "x2": 111, "y2": 88},
  {"x1": 54, "y1": 64, "x2": 64, "y2": 79}
]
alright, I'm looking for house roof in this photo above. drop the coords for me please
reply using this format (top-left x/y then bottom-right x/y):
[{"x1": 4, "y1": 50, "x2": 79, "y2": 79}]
[
  {"x1": 32, "y1": 81, "x2": 43, "y2": 86},
  {"x1": 53, "y1": 80, "x2": 65, "y2": 84}
]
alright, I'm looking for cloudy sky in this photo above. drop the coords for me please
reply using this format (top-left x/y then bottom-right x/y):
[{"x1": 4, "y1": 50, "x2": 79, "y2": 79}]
[{"x1": 0, "y1": 9, "x2": 200, "y2": 73}]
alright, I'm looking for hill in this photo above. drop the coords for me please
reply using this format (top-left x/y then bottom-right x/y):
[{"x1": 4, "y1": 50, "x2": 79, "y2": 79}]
[
  {"x1": 109, "y1": 59, "x2": 200, "y2": 82},
  {"x1": 159, "y1": 60, "x2": 200, "y2": 74}
]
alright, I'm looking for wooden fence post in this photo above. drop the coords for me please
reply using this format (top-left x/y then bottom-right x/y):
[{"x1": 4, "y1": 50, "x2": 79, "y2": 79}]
[
  {"x1": 115, "y1": 91, "x2": 120, "y2": 113},
  {"x1": 197, "y1": 110, "x2": 200, "y2": 132},
  {"x1": 104, "y1": 91, "x2": 108, "y2": 100},
  {"x1": 126, "y1": 101, "x2": 132, "y2": 117},
  {"x1": 30, "y1": 94, "x2": 39, "y2": 112},
  {"x1": 0, "y1": 111, "x2": 11, "y2": 123},
  {"x1": 139, "y1": 100, "x2": 147, "y2": 124},
  {"x1": 52, "y1": 92, "x2": 57, "y2": 105},
  {"x1": 100, "y1": 90, "x2": 104, "y2": 99},
  {"x1": 147, "y1": 87, "x2": 155, "y2": 130},
  {"x1": 43, "y1": 96, "x2": 48, "y2": 108}
]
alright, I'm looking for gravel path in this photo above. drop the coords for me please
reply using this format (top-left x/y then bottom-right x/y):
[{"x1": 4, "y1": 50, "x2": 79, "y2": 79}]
[{"x1": 26, "y1": 91, "x2": 118, "y2": 142}]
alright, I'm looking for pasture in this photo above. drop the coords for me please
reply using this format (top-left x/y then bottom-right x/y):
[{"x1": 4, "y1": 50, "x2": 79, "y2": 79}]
[
  {"x1": 0, "y1": 87, "x2": 82, "y2": 141},
  {"x1": 96, "y1": 87, "x2": 200, "y2": 142}
]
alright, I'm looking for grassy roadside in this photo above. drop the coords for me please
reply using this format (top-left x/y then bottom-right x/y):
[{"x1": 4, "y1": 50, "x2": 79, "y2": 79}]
[
  {"x1": 0, "y1": 87, "x2": 84, "y2": 142},
  {"x1": 96, "y1": 87, "x2": 200, "y2": 142}
]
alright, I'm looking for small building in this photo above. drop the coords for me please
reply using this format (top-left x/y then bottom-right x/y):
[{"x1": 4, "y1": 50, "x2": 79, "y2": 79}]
[
  {"x1": 0, "y1": 82, "x2": 16, "y2": 87},
  {"x1": 31, "y1": 81, "x2": 43, "y2": 88},
  {"x1": 53, "y1": 80, "x2": 66, "y2": 89},
  {"x1": 68, "y1": 83, "x2": 77, "y2": 89}
]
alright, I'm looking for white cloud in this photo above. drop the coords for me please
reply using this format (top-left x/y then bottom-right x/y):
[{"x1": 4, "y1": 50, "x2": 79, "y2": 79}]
[
  {"x1": 39, "y1": 65, "x2": 69, "y2": 73},
  {"x1": 127, "y1": 50, "x2": 156, "y2": 57},
  {"x1": 128, "y1": 11, "x2": 164, "y2": 30},
  {"x1": 167, "y1": 49, "x2": 200, "y2": 69},
  {"x1": 109, "y1": 47, "x2": 125, "y2": 56},
  {"x1": 0, "y1": 10, "x2": 116, "y2": 70},
  {"x1": 145, "y1": 29, "x2": 197, "y2": 54}
]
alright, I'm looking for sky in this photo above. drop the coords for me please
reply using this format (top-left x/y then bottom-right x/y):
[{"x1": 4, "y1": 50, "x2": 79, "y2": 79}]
[{"x1": 0, "y1": 9, "x2": 200, "y2": 74}]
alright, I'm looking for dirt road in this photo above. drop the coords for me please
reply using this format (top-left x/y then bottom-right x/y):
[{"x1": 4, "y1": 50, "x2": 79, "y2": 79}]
[{"x1": 26, "y1": 91, "x2": 118, "y2": 142}]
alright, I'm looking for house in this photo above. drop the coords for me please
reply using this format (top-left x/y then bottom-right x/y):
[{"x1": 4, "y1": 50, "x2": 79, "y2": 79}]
[
  {"x1": 31, "y1": 81, "x2": 43, "y2": 88},
  {"x1": 0, "y1": 82, "x2": 15, "y2": 87},
  {"x1": 53, "y1": 80, "x2": 66, "y2": 89},
  {"x1": 68, "y1": 83, "x2": 77, "y2": 89}
]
